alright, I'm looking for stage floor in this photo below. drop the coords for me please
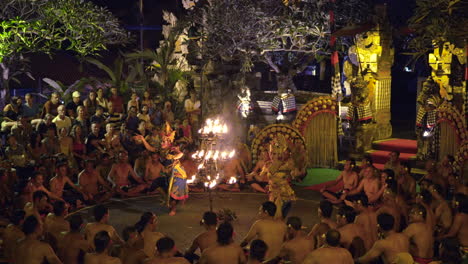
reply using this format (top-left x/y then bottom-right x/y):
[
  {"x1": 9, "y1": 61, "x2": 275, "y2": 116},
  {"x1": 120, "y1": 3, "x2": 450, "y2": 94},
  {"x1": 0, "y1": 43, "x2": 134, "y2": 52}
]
[{"x1": 72, "y1": 189, "x2": 322, "y2": 252}]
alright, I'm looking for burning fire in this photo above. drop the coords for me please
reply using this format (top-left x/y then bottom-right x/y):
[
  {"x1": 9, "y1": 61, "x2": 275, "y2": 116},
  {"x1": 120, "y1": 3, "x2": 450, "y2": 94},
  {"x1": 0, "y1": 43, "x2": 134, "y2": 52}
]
[
  {"x1": 228, "y1": 177, "x2": 237, "y2": 184},
  {"x1": 199, "y1": 118, "x2": 229, "y2": 135}
]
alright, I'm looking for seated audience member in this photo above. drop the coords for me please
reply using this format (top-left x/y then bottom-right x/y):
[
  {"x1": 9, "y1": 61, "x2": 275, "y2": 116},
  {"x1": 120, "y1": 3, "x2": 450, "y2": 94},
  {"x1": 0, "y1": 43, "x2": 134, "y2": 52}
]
[
  {"x1": 44, "y1": 200, "x2": 70, "y2": 245},
  {"x1": 336, "y1": 205, "x2": 367, "y2": 256},
  {"x1": 42, "y1": 92, "x2": 61, "y2": 118},
  {"x1": 145, "y1": 236, "x2": 190, "y2": 264},
  {"x1": 118, "y1": 226, "x2": 146, "y2": 264},
  {"x1": 107, "y1": 151, "x2": 148, "y2": 197},
  {"x1": 439, "y1": 193, "x2": 467, "y2": 253},
  {"x1": 84, "y1": 231, "x2": 122, "y2": 264},
  {"x1": 403, "y1": 204, "x2": 434, "y2": 264},
  {"x1": 320, "y1": 159, "x2": 359, "y2": 204},
  {"x1": 42, "y1": 126, "x2": 60, "y2": 156},
  {"x1": 248, "y1": 239, "x2": 268, "y2": 264},
  {"x1": 356, "y1": 213, "x2": 410, "y2": 264},
  {"x1": 3, "y1": 209, "x2": 26, "y2": 262},
  {"x1": 24, "y1": 190, "x2": 52, "y2": 224},
  {"x1": 5, "y1": 134, "x2": 27, "y2": 168},
  {"x1": 86, "y1": 122, "x2": 106, "y2": 154},
  {"x1": 52, "y1": 105, "x2": 72, "y2": 133},
  {"x1": 185, "y1": 211, "x2": 218, "y2": 261},
  {"x1": 78, "y1": 159, "x2": 113, "y2": 203},
  {"x1": 358, "y1": 155, "x2": 374, "y2": 179},
  {"x1": 429, "y1": 183, "x2": 453, "y2": 234},
  {"x1": 398, "y1": 163, "x2": 417, "y2": 200},
  {"x1": 308, "y1": 200, "x2": 337, "y2": 248},
  {"x1": 90, "y1": 105, "x2": 106, "y2": 128},
  {"x1": 377, "y1": 182, "x2": 403, "y2": 232},
  {"x1": 134, "y1": 212, "x2": 164, "y2": 258},
  {"x1": 384, "y1": 151, "x2": 404, "y2": 178},
  {"x1": 50, "y1": 161, "x2": 88, "y2": 208},
  {"x1": 241, "y1": 201, "x2": 287, "y2": 260},
  {"x1": 66, "y1": 91, "x2": 83, "y2": 118},
  {"x1": 59, "y1": 214, "x2": 91, "y2": 264},
  {"x1": 199, "y1": 222, "x2": 246, "y2": 264},
  {"x1": 302, "y1": 229, "x2": 353, "y2": 264},
  {"x1": 85, "y1": 205, "x2": 123, "y2": 248},
  {"x1": 277, "y1": 216, "x2": 314, "y2": 264},
  {"x1": 14, "y1": 215, "x2": 62, "y2": 264}
]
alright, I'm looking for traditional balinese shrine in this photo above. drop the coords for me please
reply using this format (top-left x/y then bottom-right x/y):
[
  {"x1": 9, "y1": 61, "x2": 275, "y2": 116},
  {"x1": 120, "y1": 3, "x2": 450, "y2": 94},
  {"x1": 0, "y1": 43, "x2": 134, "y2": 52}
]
[{"x1": 246, "y1": 6, "x2": 467, "y2": 179}]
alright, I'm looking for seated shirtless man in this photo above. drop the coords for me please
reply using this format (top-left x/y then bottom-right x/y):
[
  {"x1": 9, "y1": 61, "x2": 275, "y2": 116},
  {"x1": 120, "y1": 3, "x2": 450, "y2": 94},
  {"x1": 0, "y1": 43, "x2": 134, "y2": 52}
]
[
  {"x1": 356, "y1": 213, "x2": 410, "y2": 264},
  {"x1": 84, "y1": 231, "x2": 122, "y2": 264},
  {"x1": 336, "y1": 206, "x2": 367, "y2": 257},
  {"x1": 345, "y1": 166, "x2": 385, "y2": 204},
  {"x1": 14, "y1": 215, "x2": 62, "y2": 264},
  {"x1": 308, "y1": 200, "x2": 337, "y2": 248},
  {"x1": 199, "y1": 222, "x2": 246, "y2": 264},
  {"x1": 353, "y1": 195, "x2": 378, "y2": 249},
  {"x1": 23, "y1": 171, "x2": 64, "y2": 204},
  {"x1": 429, "y1": 183, "x2": 453, "y2": 235},
  {"x1": 145, "y1": 152, "x2": 168, "y2": 194},
  {"x1": 107, "y1": 151, "x2": 148, "y2": 197},
  {"x1": 278, "y1": 216, "x2": 314, "y2": 264},
  {"x1": 44, "y1": 200, "x2": 70, "y2": 248},
  {"x1": 217, "y1": 158, "x2": 244, "y2": 192},
  {"x1": 84, "y1": 205, "x2": 124, "y2": 248},
  {"x1": 321, "y1": 159, "x2": 359, "y2": 204},
  {"x1": 50, "y1": 161, "x2": 88, "y2": 208},
  {"x1": 246, "y1": 150, "x2": 270, "y2": 193},
  {"x1": 118, "y1": 226, "x2": 146, "y2": 264},
  {"x1": 146, "y1": 237, "x2": 190, "y2": 264},
  {"x1": 185, "y1": 211, "x2": 218, "y2": 262},
  {"x1": 302, "y1": 229, "x2": 353, "y2": 264},
  {"x1": 439, "y1": 193, "x2": 468, "y2": 255},
  {"x1": 78, "y1": 159, "x2": 113, "y2": 203},
  {"x1": 403, "y1": 204, "x2": 434, "y2": 264},
  {"x1": 241, "y1": 201, "x2": 287, "y2": 261},
  {"x1": 59, "y1": 215, "x2": 91, "y2": 264}
]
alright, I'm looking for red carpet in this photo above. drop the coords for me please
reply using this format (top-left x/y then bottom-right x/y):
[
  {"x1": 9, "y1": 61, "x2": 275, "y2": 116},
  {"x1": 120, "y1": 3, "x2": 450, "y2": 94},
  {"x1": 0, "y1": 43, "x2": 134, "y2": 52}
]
[
  {"x1": 304, "y1": 181, "x2": 343, "y2": 191},
  {"x1": 368, "y1": 138, "x2": 417, "y2": 169}
]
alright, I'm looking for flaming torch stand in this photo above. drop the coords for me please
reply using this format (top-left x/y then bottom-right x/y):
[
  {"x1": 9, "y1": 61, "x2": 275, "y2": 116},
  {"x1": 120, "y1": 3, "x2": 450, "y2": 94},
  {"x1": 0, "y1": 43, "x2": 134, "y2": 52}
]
[{"x1": 189, "y1": 118, "x2": 236, "y2": 212}]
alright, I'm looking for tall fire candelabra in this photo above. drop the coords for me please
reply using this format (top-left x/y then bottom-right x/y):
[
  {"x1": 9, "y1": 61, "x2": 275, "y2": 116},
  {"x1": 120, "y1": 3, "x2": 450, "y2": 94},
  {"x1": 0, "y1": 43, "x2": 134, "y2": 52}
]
[{"x1": 188, "y1": 118, "x2": 237, "y2": 211}]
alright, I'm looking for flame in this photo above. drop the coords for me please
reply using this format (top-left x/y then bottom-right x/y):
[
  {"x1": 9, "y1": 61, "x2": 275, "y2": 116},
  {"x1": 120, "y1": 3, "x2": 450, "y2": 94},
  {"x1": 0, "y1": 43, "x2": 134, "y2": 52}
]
[
  {"x1": 192, "y1": 152, "x2": 198, "y2": 159},
  {"x1": 205, "y1": 150, "x2": 213, "y2": 160},
  {"x1": 187, "y1": 175, "x2": 196, "y2": 184},
  {"x1": 198, "y1": 150, "x2": 205, "y2": 158},
  {"x1": 208, "y1": 180, "x2": 217, "y2": 189},
  {"x1": 213, "y1": 150, "x2": 219, "y2": 160},
  {"x1": 221, "y1": 151, "x2": 227, "y2": 159},
  {"x1": 207, "y1": 175, "x2": 211, "y2": 180},
  {"x1": 222, "y1": 124, "x2": 228, "y2": 133},
  {"x1": 197, "y1": 163, "x2": 204, "y2": 170},
  {"x1": 228, "y1": 150, "x2": 236, "y2": 158},
  {"x1": 228, "y1": 177, "x2": 237, "y2": 184}
]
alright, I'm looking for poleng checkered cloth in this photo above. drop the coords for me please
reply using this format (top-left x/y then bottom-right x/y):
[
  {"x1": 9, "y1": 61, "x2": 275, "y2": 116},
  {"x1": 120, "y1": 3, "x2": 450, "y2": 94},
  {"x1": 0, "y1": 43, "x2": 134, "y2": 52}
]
[
  {"x1": 332, "y1": 72, "x2": 342, "y2": 98},
  {"x1": 272, "y1": 94, "x2": 297, "y2": 113}
]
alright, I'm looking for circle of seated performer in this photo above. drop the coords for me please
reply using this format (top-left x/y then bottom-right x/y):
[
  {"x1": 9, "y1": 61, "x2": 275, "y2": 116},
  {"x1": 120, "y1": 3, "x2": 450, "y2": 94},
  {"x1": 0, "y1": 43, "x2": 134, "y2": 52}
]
[{"x1": 320, "y1": 159, "x2": 359, "y2": 204}]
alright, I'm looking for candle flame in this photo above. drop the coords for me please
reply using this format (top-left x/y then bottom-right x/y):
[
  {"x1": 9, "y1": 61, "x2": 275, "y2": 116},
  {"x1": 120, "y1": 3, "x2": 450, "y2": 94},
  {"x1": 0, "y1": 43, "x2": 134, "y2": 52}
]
[
  {"x1": 222, "y1": 124, "x2": 228, "y2": 133},
  {"x1": 209, "y1": 180, "x2": 217, "y2": 189},
  {"x1": 213, "y1": 150, "x2": 219, "y2": 160},
  {"x1": 221, "y1": 151, "x2": 227, "y2": 159},
  {"x1": 187, "y1": 175, "x2": 196, "y2": 184},
  {"x1": 197, "y1": 163, "x2": 204, "y2": 170},
  {"x1": 228, "y1": 150, "x2": 235, "y2": 158}
]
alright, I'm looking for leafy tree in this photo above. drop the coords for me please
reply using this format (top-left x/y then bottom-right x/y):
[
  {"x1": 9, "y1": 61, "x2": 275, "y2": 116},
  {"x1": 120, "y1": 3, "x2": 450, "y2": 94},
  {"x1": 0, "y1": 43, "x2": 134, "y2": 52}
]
[
  {"x1": 407, "y1": 0, "x2": 468, "y2": 60},
  {"x1": 0, "y1": 0, "x2": 129, "y2": 105}
]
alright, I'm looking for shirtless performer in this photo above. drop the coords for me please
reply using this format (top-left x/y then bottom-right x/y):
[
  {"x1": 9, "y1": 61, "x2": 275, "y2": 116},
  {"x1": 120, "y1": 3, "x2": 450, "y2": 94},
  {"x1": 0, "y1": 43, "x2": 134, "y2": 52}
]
[
  {"x1": 84, "y1": 205, "x2": 124, "y2": 248},
  {"x1": 78, "y1": 159, "x2": 113, "y2": 203},
  {"x1": 107, "y1": 151, "x2": 148, "y2": 197},
  {"x1": 403, "y1": 204, "x2": 434, "y2": 264},
  {"x1": 199, "y1": 222, "x2": 246, "y2": 264},
  {"x1": 84, "y1": 231, "x2": 122, "y2": 264},
  {"x1": 321, "y1": 159, "x2": 359, "y2": 204},
  {"x1": 145, "y1": 237, "x2": 190, "y2": 264},
  {"x1": 14, "y1": 215, "x2": 62, "y2": 264},
  {"x1": 50, "y1": 161, "x2": 88, "y2": 208},
  {"x1": 246, "y1": 150, "x2": 270, "y2": 193},
  {"x1": 23, "y1": 172, "x2": 65, "y2": 203},
  {"x1": 134, "y1": 212, "x2": 164, "y2": 258},
  {"x1": 345, "y1": 166, "x2": 385, "y2": 204},
  {"x1": 354, "y1": 195, "x2": 378, "y2": 249},
  {"x1": 145, "y1": 152, "x2": 167, "y2": 194},
  {"x1": 218, "y1": 157, "x2": 244, "y2": 192},
  {"x1": 429, "y1": 183, "x2": 453, "y2": 235},
  {"x1": 59, "y1": 215, "x2": 91, "y2": 264},
  {"x1": 241, "y1": 201, "x2": 287, "y2": 260},
  {"x1": 277, "y1": 216, "x2": 314, "y2": 264},
  {"x1": 118, "y1": 226, "x2": 146, "y2": 264},
  {"x1": 24, "y1": 190, "x2": 52, "y2": 224},
  {"x1": 336, "y1": 205, "x2": 367, "y2": 256},
  {"x1": 356, "y1": 213, "x2": 410, "y2": 264},
  {"x1": 439, "y1": 194, "x2": 468, "y2": 255},
  {"x1": 3, "y1": 210, "x2": 25, "y2": 262},
  {"x1": 308, "y1": 200, "x2": 337, "y2": 248},
  {"x1": 44, "y1": 200, "x2": 70, "y2": 246},
  {"x1": 377, "y1": 184, "x2": 403, "y2": 232},
  {"x1": 302, "y1": 229, "x2": 353, "y2": 264},
  {"x1": 185, "y1": 211, "x2": 218, "y2": 262},
  {"x1": 384, "y1": 151, "x2": 404, "y2": 179},
  {"x1": 248, "y1": 240, "x2": 268, "y2": 264},
  {"x1": 416, "y1": 190, "x2": 436, "y2": 230},
  {"x1": 398, "y1": 163, "x2": 417, "y2": 200}
]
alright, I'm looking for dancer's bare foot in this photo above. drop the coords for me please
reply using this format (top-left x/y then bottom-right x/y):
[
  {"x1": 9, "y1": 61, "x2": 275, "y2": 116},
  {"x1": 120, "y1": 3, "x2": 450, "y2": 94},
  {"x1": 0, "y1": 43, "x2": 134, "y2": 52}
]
[{"x1": 169, "y1": 210, "x2": 176, "y2": 216}]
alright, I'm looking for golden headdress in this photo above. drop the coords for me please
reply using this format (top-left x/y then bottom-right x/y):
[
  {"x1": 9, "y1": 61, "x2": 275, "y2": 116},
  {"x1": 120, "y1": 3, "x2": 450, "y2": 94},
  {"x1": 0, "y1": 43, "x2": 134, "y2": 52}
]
[{"x1": 161, "y1": 122, "x2": 176, "y2": 143}]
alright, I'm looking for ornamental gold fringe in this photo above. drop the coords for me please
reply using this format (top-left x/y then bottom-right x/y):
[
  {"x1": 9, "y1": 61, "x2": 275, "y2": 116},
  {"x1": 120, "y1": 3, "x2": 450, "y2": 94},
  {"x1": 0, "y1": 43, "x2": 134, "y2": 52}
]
[{"x1": 304, "y1": 112, "x2": 338, "y2": 167}]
